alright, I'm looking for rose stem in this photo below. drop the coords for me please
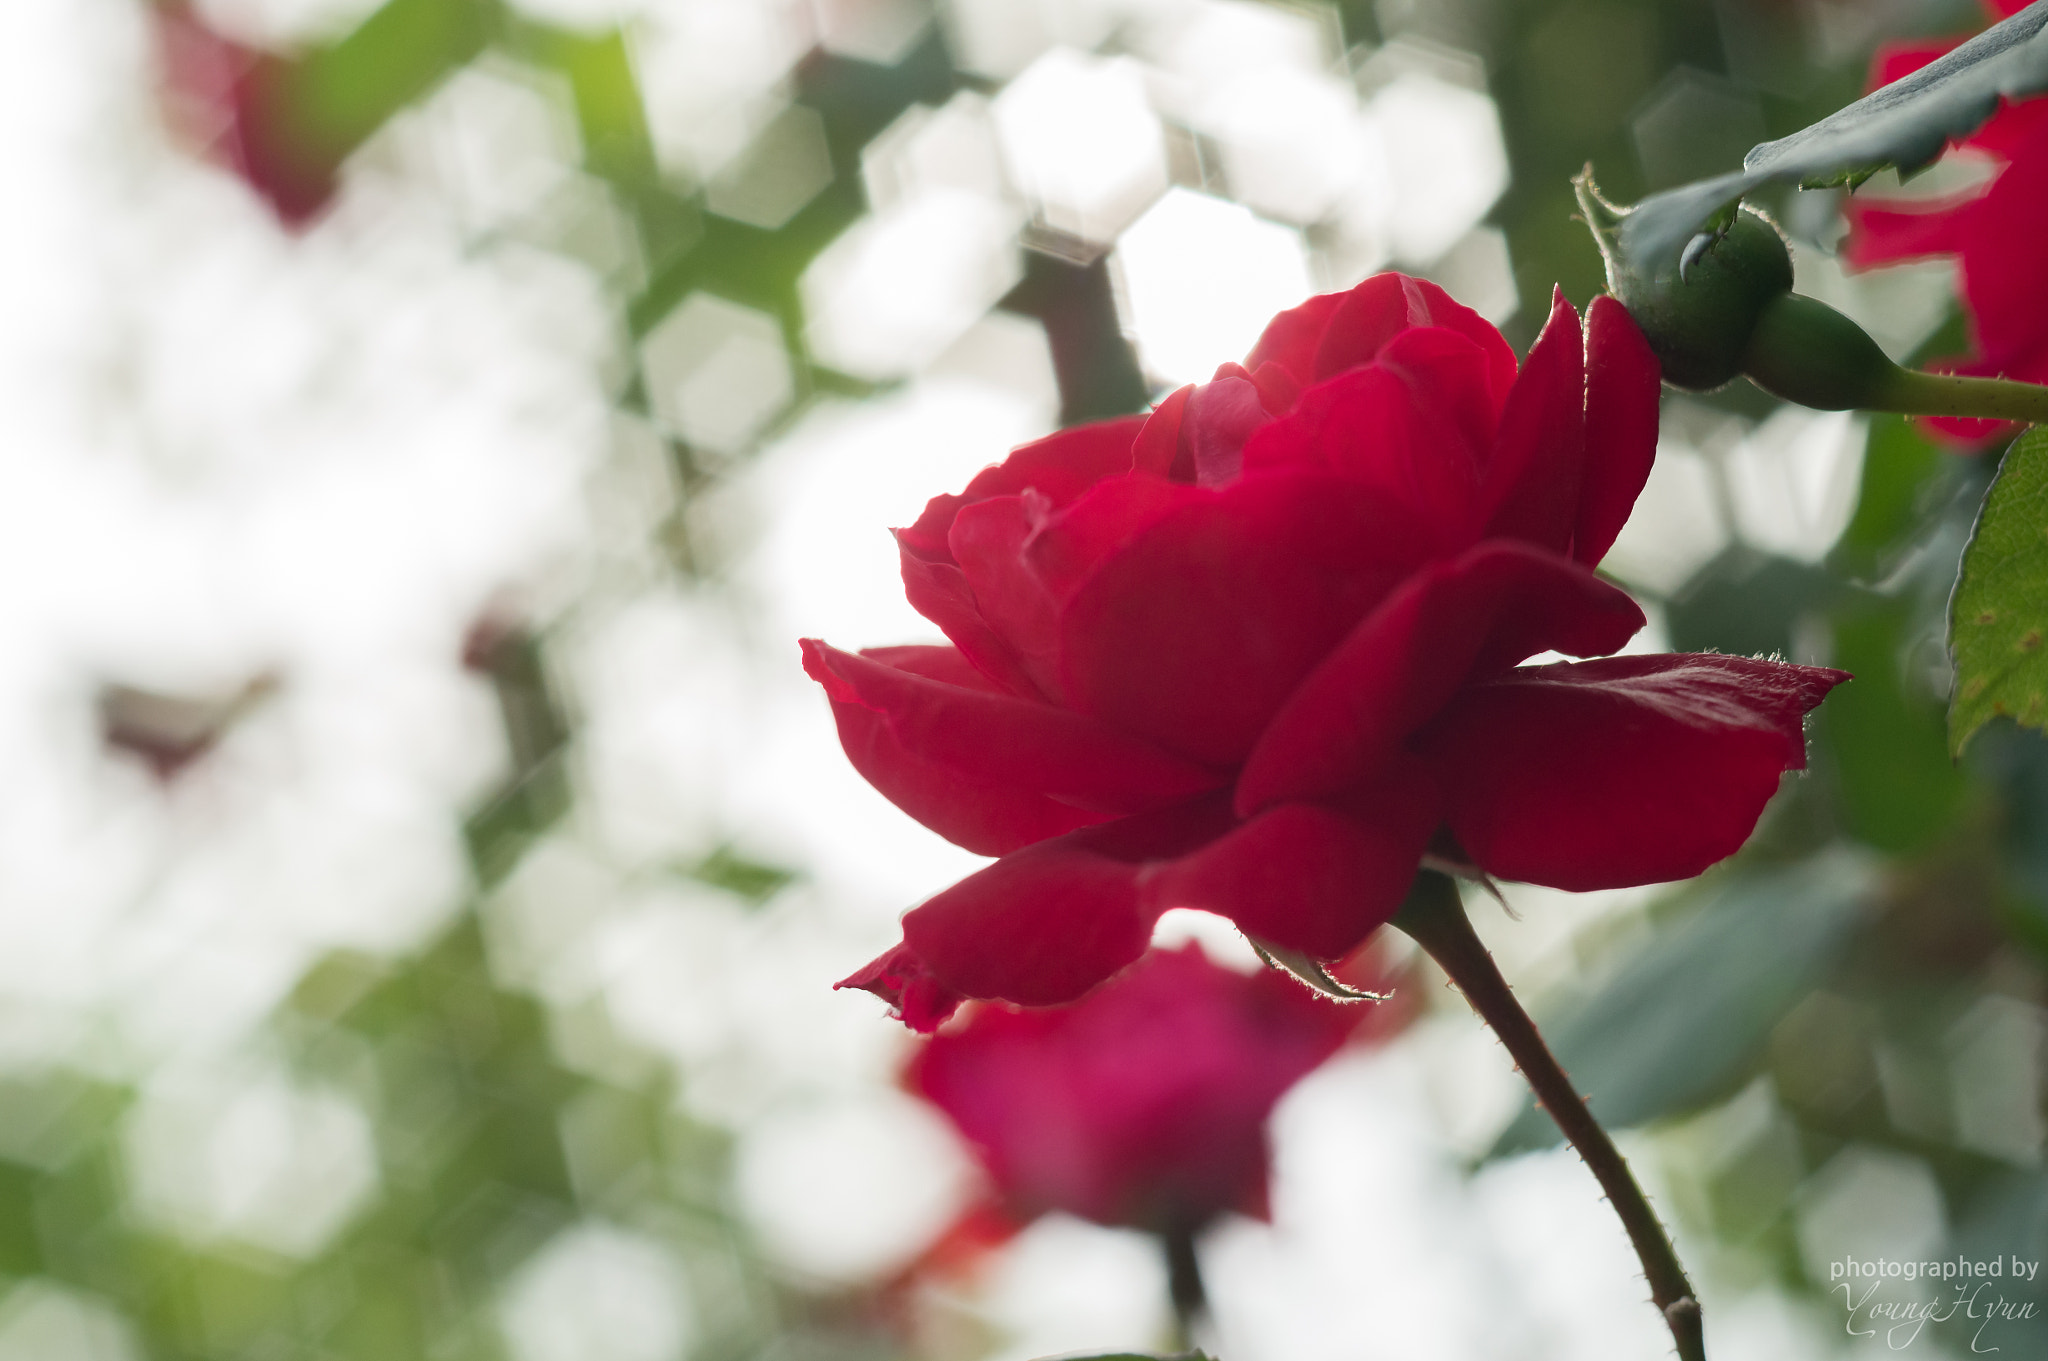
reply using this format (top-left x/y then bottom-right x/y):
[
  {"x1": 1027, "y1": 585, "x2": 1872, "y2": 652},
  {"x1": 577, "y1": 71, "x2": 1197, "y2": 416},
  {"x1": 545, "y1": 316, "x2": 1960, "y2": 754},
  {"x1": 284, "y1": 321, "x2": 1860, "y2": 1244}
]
[
  {"x1": 1161, "y1": 1224, "x2": 1208, "y2": 1355},
  {"x1": 1879, "y1": 369, "x2": 2048, "y2": 425},
  {"x1": 1392, "y1": 872, "x2": 1707, "y2": 1361}
]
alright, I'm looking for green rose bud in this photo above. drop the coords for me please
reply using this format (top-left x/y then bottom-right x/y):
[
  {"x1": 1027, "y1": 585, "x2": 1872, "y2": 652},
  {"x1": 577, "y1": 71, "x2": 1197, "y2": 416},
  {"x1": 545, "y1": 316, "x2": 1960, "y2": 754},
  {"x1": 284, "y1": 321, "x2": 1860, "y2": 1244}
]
[
  {"x1": 1575, "y1": 170, "x2": 1792, "y2": 391},
  {"x1": 1575, "y1": 168, "x2": 2048, "y2": 429}
]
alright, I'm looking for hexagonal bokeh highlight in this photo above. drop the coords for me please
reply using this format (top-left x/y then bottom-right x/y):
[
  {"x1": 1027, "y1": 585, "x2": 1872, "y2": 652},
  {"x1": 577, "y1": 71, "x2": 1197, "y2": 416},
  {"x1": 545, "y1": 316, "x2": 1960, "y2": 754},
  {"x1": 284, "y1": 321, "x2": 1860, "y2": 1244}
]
[
  {"x1": 1370, "y1": 72, "x2": 1509, "y2": 265},
  {"x1": 639, "y1": 293, "x2": 794, "y2": 460},
  {"x1": 1721, "y1": 408, "x2": 1866, "y2": 566},
  {"x1": 939, "y1": 0, "x2": 1122, "y2": 80},
  {"x1": 993, "y1": 48, "x2": 1169, "y2": 249},
  {"x1": 1112, "y1": 187, "x2": 1311, "y2": 386},
  {"x1": 735, "y1": 1089, "x2": 975, "y2": 1283},
  {"x1": 1631, "y1": 67, "x2": 1766, "y2": 192},
  {"x1": 0, "y1": 1283, "x2": 141, "y2": 1361},
  {"x1": 411, "y1": 60, "x2": 582, "y2": 238},
  {"x1": 705, "y1": 103, "x2": 834, "y2": 231},
  {"x1": 1424, "y1": 226, "x2": 1519, "y2": 325},
  {"x1": 861, "y1": 92, "x2": 1010, "y2": 211},
  {"x1": 812, "y1": 0, "x2": 932, "y2": 65},
  {"x1": 1602, "y1": 413, "x2": 1734, "y2": 597},
  {"x1": 498, "y1": 1223, "x2": 696, "y2": 1361},
  {"x1": 1136, "y1": 0, "x2": 1339, "y2": 116},
  {"x1": 635, "y1": 0, "x2": 814, "y2": 182},
  {"x1": 121, "y1": 1069, "x2": 380, "y2": 1260},
  {"x1": 802, "y1": 190, "x2": 1022, "y2": 383},
  {"x1": 1199, "y1": 67, "x2": 1384, "y2": 227}
]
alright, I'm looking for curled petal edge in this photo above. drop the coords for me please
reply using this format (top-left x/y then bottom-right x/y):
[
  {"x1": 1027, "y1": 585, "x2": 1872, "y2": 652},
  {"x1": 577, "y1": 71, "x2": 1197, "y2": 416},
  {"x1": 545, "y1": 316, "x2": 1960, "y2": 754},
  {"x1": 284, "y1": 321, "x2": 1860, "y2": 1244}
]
[{"x1": 836, "y1": 943, "x2": 970, "y2": 1033}]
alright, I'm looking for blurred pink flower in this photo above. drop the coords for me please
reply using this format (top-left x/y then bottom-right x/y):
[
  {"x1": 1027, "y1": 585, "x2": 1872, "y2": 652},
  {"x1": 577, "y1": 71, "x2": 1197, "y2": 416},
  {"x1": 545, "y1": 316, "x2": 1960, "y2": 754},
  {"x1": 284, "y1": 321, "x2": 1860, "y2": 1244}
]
[
  {"x1": 153, "y1": 2, "x2": 344, "y2": 225},
  {"x1": 908, "y1": 944, "x2": 1386, "y2": 1235}
]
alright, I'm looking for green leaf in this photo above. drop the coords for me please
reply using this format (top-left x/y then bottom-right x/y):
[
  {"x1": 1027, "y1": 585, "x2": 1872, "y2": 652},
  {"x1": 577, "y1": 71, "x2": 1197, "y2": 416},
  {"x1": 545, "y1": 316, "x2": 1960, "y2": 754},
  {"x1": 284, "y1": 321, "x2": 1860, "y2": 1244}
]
[
  {"x1": 1618, "y1": 0, "x2": 2048, "y2": 269},
  {"x1": 1951, "y1": 426, "x2": 2048, "y2": 755},
  {"x1": 1485, "y1": 850, "x2": 1873, "y2": 1159}
]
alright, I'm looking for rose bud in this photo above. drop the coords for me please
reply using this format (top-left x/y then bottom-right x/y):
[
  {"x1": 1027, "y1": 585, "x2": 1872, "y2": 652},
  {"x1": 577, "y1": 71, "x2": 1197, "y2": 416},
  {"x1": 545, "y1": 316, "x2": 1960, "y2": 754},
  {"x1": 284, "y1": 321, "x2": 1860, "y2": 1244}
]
[
  {"x1": 1575, "y1": 169, "x2": 1794, "y2": 391},
  {"x1": 1577, "y1": 170, "x2": 2048, "y2": 427}
]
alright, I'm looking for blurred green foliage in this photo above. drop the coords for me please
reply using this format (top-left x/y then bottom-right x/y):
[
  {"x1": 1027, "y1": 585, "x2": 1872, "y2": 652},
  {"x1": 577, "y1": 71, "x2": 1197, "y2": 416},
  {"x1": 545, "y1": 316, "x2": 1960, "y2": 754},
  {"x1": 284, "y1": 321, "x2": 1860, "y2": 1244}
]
[
  {"x1": 53, "y1": 0, "x2": 2048, "y2": 1357},
  {"x1": 284, "y1": 0, "x2": 492, "y2": 164},
  {"x1": 1489, "y1": 851, "x2": 1874, "y2": 1158}
]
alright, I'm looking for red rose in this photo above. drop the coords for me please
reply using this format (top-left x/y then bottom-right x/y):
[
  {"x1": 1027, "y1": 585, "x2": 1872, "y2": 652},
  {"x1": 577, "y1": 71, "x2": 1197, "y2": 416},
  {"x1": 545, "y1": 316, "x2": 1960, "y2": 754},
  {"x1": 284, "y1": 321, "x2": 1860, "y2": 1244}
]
[
  {"x1": 910, "y1": 944, "x2": 1364, "y2": 1234},
  {"x1": 1843, "y1": 0, "x2": 2048, "y2": 446},
  {"x1": 810, "y1": 273, "x2": 1848, "y2": 1031}
]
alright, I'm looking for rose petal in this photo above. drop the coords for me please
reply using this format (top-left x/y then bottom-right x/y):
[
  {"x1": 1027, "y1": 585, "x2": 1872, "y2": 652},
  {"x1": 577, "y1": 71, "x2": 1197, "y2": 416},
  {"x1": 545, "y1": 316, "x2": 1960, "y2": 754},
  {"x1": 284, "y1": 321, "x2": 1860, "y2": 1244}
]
[
  {"x1": 808, "y1": 645, "x2": 1111, "y2": 856},
  {"x1": 956, "y1": 414, "x2": 1148, "y2": 507},
  {"x1": 1956, "y1": 149, "x2": 2048, "y2": 372},
  {"x1": 949, "y1": 496, "x2": 1064, "y2": 695},
  {"x1": 803, "y1": 642, "x2": 1225, "y2": 846},
  {"x1": 901, "y1": 416, "x2": 1149, "y2": 553},
  {"x1": 1183, "y1": 373, "x2": 1269, "y2": 486},
  {"x1": 1482, "y1": 289, "x2": 1585, "y2": 555},
  {"x1": 901, "y1": 431, "x2": 1214, "y2": 700},
  {"x1": 1843, "y1": 200, "x2": 1968, "y2": 270},
  {"x1": 1132, "y1": 384, "x2": 1194, "y2": 478},
  {"x1": 902, "y1": 797, "x2": 1241, "y2": 1007},
  {"x1": 897, "y1": 539, "x2": 1043, "y2": 697},
  {"x1": 1241, "y1": 326, "x2": 1501, "y2": 545},
  {"x1": 1236, "y1": 541, "x2": 1644, "y2": 814},
  {"x1": 1574, "y1": 294, "x2": 1662, "y2": 565},
  {"x1": 1155, "y1": 763, "x2": 1442, "y2": 960},
  {"x1": 1129, "y1": 372, "x2": 1282, "y2": 486},
  {"x1": 1056, "y1": 472, "x2": 1435, "y2": 765},
  {"x1": 1845, "y1": 141, "x2": 2048, "y2": 448},
  {"x1": 1839, "y1": 17, "x2": 2048, "y2": 452},
  {"x1": 1024, "y1": 474, "x2": 1198, "y2": 606},
  {"x1": 1423, "y1": 654, "x2": 1850, "y2": 890},
  {"x1": 1249, "y1": 360, "x2": 1302, "y2": 413},
  {"x1": 1242, "y1": 291, "x2": 1346, "y2": 383},
  {"x1": 1242, "y1": 275, "x2": 1518, "y2": 410},
  {"x1": 835, "y1": 942, "x2": 969, "y2": 1033},
  {"x1": 1308, "y1": 274, "x2": 1519, "y2": 406}
]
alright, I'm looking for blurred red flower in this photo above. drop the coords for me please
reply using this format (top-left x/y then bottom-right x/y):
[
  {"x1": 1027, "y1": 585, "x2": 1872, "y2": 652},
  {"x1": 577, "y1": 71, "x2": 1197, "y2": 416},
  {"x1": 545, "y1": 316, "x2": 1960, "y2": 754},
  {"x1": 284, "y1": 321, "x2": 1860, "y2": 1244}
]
[
  {"x1": 812, "y1": 273, "x2": 1848, "y2": 1031},
  {"x1": 154, "y1": 2, "x2": 340, "y2": 225},
  {"x1": 910, "y1": 944, "x2": 1369, "y2": 1235},
  {"x1": 1843, "y1": 0, "x2": 2048, "y2": 446}
]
